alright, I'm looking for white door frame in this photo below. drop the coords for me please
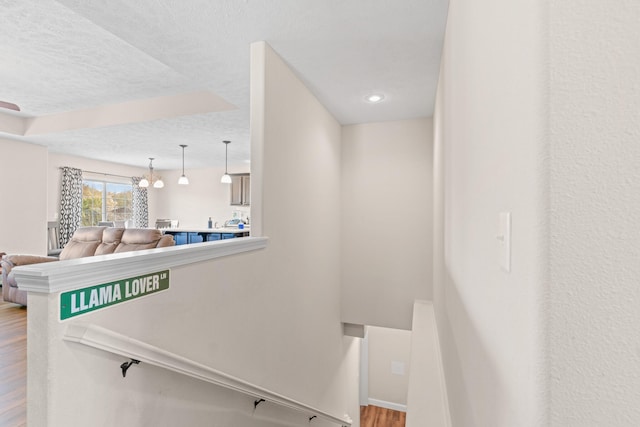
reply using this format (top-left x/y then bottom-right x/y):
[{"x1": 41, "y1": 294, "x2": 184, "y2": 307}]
[{"x1": 359, "y1": 326, "x2": 369, "y2": 406}]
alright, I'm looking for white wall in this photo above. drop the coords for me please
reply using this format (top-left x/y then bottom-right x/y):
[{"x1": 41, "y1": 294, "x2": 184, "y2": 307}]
[
  {"x1": 26, "y1": 40, "x2": 359, "y2": 427},
  {"x1": 433, "y1": 0, "x2": 546, "y2": 426},
  {"x1": 548, "y1": 1, "x2": 640, "y2": 425},
  {"x1": 341, "y1": 118, "x2": 433, "y2": 330},
  {"x1": 255, "y1": 40, "x2": 359, "y2": 418},
  {"x1": 0, "y1": 138, "x2": 48, "y2": 254},
  {"x1": 28, "y1": 255, "x2": 360, "y2": 427},
  {"x1": 435, "y1": 1, "x2": 640, "y2": 425},
  {"x1": 406, "y1": 301, "x2": 449, "y2": 427},
  {"x1": 46, "y1": 153, "x2": 249, "y2": 229},
  {"x1": 153, "y1": 166, "x2": 250, "y2": 229},
  {"x1": 367, "y1": 326, "x2": 411, "y2": 408}
]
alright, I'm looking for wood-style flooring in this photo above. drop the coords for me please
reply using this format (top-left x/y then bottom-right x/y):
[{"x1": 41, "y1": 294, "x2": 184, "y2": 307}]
[
  {"x1": 0, "y1": 300, "x2": 26, "y2": 427},
  {"x1": 361, "y1": 405, "x2": 406, "y2": 427}
]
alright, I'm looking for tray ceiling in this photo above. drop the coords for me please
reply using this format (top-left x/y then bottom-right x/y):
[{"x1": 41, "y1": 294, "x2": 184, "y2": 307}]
[{"x1": 0, "y1": 0, "x2": 448, "y2": 170}]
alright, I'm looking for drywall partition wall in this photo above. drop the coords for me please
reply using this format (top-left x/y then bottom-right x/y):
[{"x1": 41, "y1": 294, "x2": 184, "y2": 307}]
[
  {"x1": 432, "y1": 58, "x2": 446, "y2": 352},
  {"x1": 433, "y1": 31, "x2": 467, "y2": 427},
  {"x1": 153, "y1": 166, "x2": 250, "y2": 228},
  {"x1": 405, "y1": 301, "x2": 450, "y2": 427},
  {"x1": 433, "y1": 0, "x2": 546, "y2": 426},
  {"x1": 253, "y1": 40, "x2": 359, "y2": 419},
  {"x1": 47, "y1": 153, "x2": 150, "y2": 223},
  {"x1": 25, "y1": 40, "x2": 359, "y2": 427},
  {"x1": 0, "y1": 138, "x2": 48, "y2": 254},
  {"x1": 549, "y1": 2, "x2": 640, "y2": 425},
  {"x1": 25, "y1": 252, "x2": 359, "y2": 427},
  {"x1": 367, "y1": 326, "x2": 412, "y2": 409},
  {"x1": 341, "y1": 118, "x2": 433, "y2": 330}
]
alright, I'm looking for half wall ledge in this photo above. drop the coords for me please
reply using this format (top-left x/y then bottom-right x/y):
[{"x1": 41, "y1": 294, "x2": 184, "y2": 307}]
[{"x1": 13, "y1": 236, "x2": 269, "y2": 294}]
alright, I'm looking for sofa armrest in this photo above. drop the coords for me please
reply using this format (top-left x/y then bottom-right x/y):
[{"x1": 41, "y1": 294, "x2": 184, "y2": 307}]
[
  {"x1": 2, "y1": 254, "x2": 59, "y2": 268},
  {"x1": 157, "y1": 235, "x2": 175, "y2": 248},
  {"x1": 1, "y1": 254, "x2": 59, "y2": 290}
]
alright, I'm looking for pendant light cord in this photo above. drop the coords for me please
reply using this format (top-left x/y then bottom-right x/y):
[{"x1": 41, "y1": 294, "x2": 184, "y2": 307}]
[
  {"x1": 178, "y1": 144, "x2": 189, "y2": 185},
  {"x1": 225, "y1": 141, "x2": 228, "y2": 174},
  {"x1": 220, "y1": 140, "x2": 232, "y2": 184},
  {"x1": 180, "y1": 145, "x2": 186, "y2": 174}
]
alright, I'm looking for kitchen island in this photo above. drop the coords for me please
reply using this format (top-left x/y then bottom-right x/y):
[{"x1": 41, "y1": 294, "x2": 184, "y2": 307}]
[{"x1": 162, "y1": 227, "x2": 250, "y2": 245}]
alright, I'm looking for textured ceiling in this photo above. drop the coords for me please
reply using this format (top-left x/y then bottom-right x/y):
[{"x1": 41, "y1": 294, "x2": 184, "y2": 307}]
[{"x1": 0, "y1": 0, "x2": 448, "y2": 170}]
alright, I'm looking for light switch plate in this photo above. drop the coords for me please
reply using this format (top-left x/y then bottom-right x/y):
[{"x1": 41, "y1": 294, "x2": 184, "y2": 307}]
[{"x1": 498, "y1": 212, "x2": 511, "y2": 272}]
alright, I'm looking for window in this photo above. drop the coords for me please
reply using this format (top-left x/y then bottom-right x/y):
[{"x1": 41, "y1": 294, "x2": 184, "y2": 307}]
[{"x1": 82, "y1": 180, "x2": 133, "y2": 226}]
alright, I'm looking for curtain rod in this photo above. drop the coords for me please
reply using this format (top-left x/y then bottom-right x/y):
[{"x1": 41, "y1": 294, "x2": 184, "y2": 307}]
[{"x1": 59, "y1": 167, "x2": 137, "y2": 180}]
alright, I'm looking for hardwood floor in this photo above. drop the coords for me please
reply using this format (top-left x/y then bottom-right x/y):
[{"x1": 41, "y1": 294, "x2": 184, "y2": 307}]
[
  {"x1": 361, "y1": 405, "x2": 406, "y2": 427},
  {"x1": 0, "y1": 300, "x2": 27, "y2": 427}
]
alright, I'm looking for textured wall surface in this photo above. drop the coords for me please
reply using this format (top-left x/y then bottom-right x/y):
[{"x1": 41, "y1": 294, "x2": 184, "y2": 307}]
[
  {"x1": 368, "y1": 326, "x2": 412, "y2": 406},
  {"x1": 432, "y1": 0, "x2": 546, "y2": 425},
  {"x1": 341, "y1": 118, "x2": 433, "y2": 330},
  {"x1": 26, "y1": 41, "x2": 360, "y2": 426},
  {"x1": 549, "y1": 1, "x2": 640, "y2": 425},
  {"x1": 0, "y1": 138, "x2": 48, "y2": 254},
  {"x1": 435, "y1": 0, "x2": 640, "y2": 425}
]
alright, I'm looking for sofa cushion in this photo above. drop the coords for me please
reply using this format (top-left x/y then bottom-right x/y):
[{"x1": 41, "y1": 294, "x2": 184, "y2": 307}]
[
  {"x1": 59, "y1": 226, "x2": 106, "y2": 260},
  {"x1": 95, "y1": 227, "x2": 126, "y2": 256},
  {"x1": 114, "y1": 228, "x2": 165, "y2": 253}
]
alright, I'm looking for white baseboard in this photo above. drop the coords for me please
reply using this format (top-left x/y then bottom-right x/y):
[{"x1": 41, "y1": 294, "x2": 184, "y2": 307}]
[{"x1": 367, "y1": 398, "x2": 407, "y2": 413}]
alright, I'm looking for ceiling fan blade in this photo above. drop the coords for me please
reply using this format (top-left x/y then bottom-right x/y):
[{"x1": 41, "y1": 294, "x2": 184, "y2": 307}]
[{"x1": 0, "y1": 100, "x2": 20, "y2": 111}]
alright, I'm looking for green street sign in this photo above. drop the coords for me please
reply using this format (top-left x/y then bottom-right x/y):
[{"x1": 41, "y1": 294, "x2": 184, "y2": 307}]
[{"x1": 60, "y1": 270, "x2": 170, "y2": 320}]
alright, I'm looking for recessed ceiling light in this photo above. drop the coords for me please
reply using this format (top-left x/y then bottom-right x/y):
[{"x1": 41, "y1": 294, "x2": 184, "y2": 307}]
[{"x1": 366, "y1": 94, "x2": 385, "y2": 103}]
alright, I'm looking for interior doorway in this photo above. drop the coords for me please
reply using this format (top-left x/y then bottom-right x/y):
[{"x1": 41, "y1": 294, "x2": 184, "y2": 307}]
[{"x1": 360, "y1": 325, "x2": 412, "y2": 412}]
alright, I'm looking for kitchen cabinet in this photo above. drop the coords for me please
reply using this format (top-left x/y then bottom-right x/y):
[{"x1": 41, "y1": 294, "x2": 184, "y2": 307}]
[{"x1": 230, "y1": 173, "x2": 250, "y2": 206}]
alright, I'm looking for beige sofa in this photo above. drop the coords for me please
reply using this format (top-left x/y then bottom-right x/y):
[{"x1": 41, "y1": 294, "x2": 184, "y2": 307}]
[{"x1": 1, "y1": 226, "x2": 175, "y2": 306}]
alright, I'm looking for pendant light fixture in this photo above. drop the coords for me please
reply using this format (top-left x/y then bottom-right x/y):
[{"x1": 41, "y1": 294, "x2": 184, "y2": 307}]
[
  {"x1": 178, "y1": 144, "x2": 189, "y2": 185},
  {"x1": 220, "y1": 140, "x2": 232, "y2": 184},
  {"x1": 139, "y1": 157, "x2": 164, "y2": 188}
]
